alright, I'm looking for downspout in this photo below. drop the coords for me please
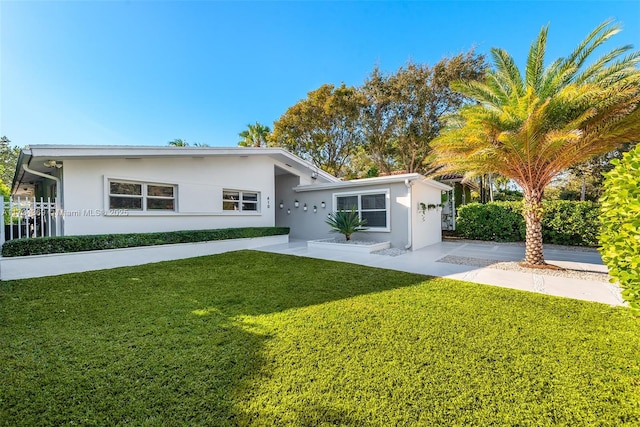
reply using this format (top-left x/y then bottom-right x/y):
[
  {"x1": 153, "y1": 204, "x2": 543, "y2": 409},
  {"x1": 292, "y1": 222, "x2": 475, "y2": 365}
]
[
  {"x1": 21, "y1": 162, "x2": 62, "y2": 237},
  {"x1": 404, "y1": 179, "x2": 412, "y2": 250}
]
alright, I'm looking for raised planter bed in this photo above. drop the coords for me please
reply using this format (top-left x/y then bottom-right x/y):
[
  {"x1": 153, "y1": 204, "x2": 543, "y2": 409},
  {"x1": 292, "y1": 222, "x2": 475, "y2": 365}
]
[
  {"x1": 0, "y1": 234, "x2": 288, "y2": 281},
  {"x1": 307, "y1": 238, "x2": 391, "y2": 254}
]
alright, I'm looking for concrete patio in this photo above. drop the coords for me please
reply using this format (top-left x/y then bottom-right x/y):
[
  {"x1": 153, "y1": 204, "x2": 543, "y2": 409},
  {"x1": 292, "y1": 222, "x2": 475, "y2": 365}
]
[{"x1": 257, "y1": 239, "x2": 624, "y2": 307}]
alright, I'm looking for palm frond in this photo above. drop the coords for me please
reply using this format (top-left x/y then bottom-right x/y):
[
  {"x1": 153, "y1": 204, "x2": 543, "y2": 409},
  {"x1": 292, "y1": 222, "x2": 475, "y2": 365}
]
[
  {"x1": 575, "y1": 45, "x2": 636, "y2": 84},
  {"x1": 526, "y1": 24, "x2": 548, "y2": 91},
  {"x1": 588, "y1": 51, "x2": 640, "y2": 87},
  {"x1": 484, "y1": 73, "x2": 514, "y2": 107},
  {"x1": 450, "y1": 79, "x2": 503, "y2": 108},
  {"x1": 565, "y1": 19, "x2": 620, "y2": 70},
  {"x1": 490, "y1": 48, "x2": 525, "y2": 97}
]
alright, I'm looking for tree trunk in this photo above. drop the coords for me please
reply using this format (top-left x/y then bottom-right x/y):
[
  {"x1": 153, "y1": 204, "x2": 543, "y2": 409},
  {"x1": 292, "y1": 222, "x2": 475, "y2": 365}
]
[
  {"x1": 523, "y1": 192, "x2": 545, "y2": 266},
  {"x1": 580, "y1": 175, "x2": 586, "y2": 201},
  {"x1": 488, "y1": 174, "x2": 494, "y2": 202}
]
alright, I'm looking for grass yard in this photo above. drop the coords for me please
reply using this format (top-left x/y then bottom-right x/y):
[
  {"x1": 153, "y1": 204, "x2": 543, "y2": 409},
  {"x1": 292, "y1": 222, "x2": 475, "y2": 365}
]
[{"x1": 1, "y1": 250, "x2": 639, "y2": 426}]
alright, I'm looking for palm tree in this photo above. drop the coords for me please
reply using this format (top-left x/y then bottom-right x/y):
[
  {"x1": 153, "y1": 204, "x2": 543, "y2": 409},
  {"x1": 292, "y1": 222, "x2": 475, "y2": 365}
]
[
  {"x1": 325, "y1": 209, "x2": 368, "y2": 241},
  {"x1": 432, "y1": 20, "x2": 640, "y2": 266},
  {"x1": 168, "y1": 139, "x2": 189, "y2": 147},
  {"x1": 238, "y1": 122, "x2": 271, "y2": 147}
]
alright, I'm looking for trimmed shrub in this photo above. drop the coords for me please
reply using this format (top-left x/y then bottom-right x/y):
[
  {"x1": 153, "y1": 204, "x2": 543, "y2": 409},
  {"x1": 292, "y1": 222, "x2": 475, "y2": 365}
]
[
  {"x1": 456, "y1": 201, "x2": 599, "y2": 246},
  {"x1": 599, "y1": 146, "x2": 640, "y2": 310},
  {"x1": 456, "y1": 202, "x2": 525, "y2": 242},
  {"x1": 542, "y1": 200, "x2": 600, "y2": 246},
  {"x1": 1, "y1": 227, "x2": 289, "y2": 257}
]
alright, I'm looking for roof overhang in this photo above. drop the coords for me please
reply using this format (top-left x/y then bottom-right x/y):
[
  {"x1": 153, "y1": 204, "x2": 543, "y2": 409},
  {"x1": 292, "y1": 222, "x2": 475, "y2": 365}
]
[
  {"x1": 12, "y1": 145, "x2": 340, "y2": 195},
  {"x1": 294, "y1": 173, "x2": 452, "y2": 192}
]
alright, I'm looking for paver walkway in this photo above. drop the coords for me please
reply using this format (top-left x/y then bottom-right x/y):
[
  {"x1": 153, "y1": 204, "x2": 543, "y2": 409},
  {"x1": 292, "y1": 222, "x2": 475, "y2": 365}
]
[{"x1": 257, "y1": 239, "x2": 624, "y2": 306}]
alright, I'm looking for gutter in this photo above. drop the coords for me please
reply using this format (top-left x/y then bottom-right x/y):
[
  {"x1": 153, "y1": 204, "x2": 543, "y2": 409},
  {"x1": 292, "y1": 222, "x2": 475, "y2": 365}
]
[
  {"x1": 21, "y1": 161, "x2": 62, "y2": 237},
  {"x1": 10, "y1": 148, "x2": 30, "y2": 195},
  {"x1": 404, "y1": 179, "x2": 412, "y2": 250}
]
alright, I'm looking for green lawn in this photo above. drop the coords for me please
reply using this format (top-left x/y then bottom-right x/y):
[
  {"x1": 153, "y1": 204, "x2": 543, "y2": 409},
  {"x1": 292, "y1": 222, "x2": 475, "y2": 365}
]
[{"x1": 1, "y1": 250, "x2": 639, "y2": 426}]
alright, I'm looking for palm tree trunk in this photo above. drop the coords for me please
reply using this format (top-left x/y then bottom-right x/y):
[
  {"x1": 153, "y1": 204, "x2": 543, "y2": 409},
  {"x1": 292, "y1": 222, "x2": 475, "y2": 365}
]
[{"x1": 523, "y1": 191, "x2": 545, "y2": 266}]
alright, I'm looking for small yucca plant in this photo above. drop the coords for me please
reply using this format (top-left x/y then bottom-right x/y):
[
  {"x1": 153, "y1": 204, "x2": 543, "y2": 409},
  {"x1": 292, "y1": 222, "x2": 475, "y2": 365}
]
[{"x1": 325, "y1": 209, "x2": 368, "y2": 241}]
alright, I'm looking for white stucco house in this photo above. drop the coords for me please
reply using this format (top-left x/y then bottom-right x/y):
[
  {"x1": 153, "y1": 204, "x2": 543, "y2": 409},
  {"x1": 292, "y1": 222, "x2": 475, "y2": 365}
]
[{"x1": 7, "y1": 145, "x2": 451, "y2": 251}]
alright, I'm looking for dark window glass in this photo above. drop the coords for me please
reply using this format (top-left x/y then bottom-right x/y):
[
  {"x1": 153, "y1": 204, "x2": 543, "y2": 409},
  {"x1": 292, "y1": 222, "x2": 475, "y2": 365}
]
[
  {"x1": 243, "y1": 192, "x2": 258, "y2": 202},
  {"x1": 109, "y1": 197, "x2": 142, "y2": 210},
  {"x1": 242, "y1": 202, "x2": 258, "y2": 211},
  {"x1": 223, "y1": 201, "x2": 239, "y2": 211},
  {"x1": 147, "y1": 199, "x2": 174, "y2": 210},
  {"x1": 110, "y1": 182, "x2": 141, "y2": 195},
  {"x1": 361, "y1": 211, "x2": 386, "y2": 227},
  {"x1": 337, "y1": 196, "x2": 358, "y2": 211},
  {"x1": 148, "y1": 185, "x2": 174, "y2": 197},
  {"x1": 362, "y1": 194, "x2": 386, "y2": 210},
  {"x1": 223, "y1": 191, "x2": 240, "y2": 201}
]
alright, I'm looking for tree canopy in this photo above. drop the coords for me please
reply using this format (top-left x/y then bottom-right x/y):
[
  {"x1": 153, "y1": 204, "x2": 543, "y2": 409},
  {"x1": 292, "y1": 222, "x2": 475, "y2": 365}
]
[
  {"x1": 271, "y1": 83, "x2": 363, "y2": 177},
  {"x1": 360, "y1": 52, "x2": 485, "y2": 175},
  {"x1": 0, "y1": 136, "x2": 20, "y2": 197},
  {"x1": 269, "y1": 51, "x2": 485, "y2": 177}
]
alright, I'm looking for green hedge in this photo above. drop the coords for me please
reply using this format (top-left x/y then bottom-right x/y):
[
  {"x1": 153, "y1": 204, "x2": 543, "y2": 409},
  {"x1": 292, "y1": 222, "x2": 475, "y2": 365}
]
[
  {"x1": 1, "y1": 227, "x2": 289, "y2": 257},
  {"x1": 456, "y1": 201, "x2": 599, "y2": 246},
  {"x1": 599, "y1": 145, "x2": 640, "y2": 310}
]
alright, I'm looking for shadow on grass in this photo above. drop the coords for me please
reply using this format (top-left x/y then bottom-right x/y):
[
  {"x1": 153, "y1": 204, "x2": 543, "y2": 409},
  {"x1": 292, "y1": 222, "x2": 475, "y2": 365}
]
[{"x1": 0, "y1": 250, "x2": 428, "y2": 425}]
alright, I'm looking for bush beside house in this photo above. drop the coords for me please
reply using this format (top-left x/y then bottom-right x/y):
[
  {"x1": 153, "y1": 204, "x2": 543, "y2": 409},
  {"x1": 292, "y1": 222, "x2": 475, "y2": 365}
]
[
  {"x1": 1, "y1": 227, "x2": 289, "y2": 257},
  {"x1": 455, "y1": 201, "x2": 600, "y2": 246},
  {"x1": 599, "y1": 146, "x2": 640, "y2": 310}
]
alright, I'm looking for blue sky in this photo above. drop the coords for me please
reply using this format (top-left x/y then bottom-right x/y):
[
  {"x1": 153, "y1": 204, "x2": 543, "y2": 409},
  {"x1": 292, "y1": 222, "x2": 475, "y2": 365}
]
[{"x1": 1, "y1": 1, "x2": 639, "y2": 148}]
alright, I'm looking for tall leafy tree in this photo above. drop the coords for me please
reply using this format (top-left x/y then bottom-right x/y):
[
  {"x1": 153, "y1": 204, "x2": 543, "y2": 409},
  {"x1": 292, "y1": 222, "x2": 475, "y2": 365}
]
[
  {"x1": 0, "y1": 136, "x2": 20, "y2": 197},
  {"x1": 271, "y1": 83, "x2": 363, "y2": 176},
  {"x1": 432, "y1": 21, "x2": 640, "y2": 266},
  {"x1": 238, "y1": 122, "x2": 271, "y2": 147},
  {"x1": 565, "y1": 143, "x2": 636, "y2": 201},
  {"x1": 359, "y1": 66, "x2": 398, "y2": 175},
  {"x1": 359, "y1": 52, "x2": 486, "y2": 174}
]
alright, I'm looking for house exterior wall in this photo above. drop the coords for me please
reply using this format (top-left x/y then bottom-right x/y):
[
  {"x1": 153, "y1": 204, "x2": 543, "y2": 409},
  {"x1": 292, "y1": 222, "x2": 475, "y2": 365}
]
[
  {"x1": 278, "y1": 181, "x2": 413, "y2": 248},
  {"x1": 60, "y1": 156, "x2": 280, "y2": 236},
  {"x1": 275, "y1": 173, "x2": 302, "y2": 231},
  {"x1": 275, "y1": 177, "x2": 336, "y2": 242},
  {"x1": 386, "y1": 182, "x2": 412, "y2": 248},
  {"x1": 411, "y1": 181, "x2": 444, "y2": 250}
]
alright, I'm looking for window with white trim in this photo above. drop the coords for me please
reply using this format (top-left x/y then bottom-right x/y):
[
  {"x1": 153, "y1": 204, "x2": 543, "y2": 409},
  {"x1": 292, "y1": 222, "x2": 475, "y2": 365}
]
[
  {"x1": 109, "y1": 180, "x2": 176, "y2": 211},
  {"x1": 335, "y1": 190, "x2": 389, "y2": 229},
  {"x1": 223, "y1": 190, "x2": 259, "y2": 212}
]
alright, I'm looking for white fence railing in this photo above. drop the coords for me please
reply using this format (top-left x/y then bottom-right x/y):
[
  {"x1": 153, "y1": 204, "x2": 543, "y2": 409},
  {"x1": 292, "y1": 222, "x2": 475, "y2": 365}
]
[{"x1": 1, "y1": 197, "x2": 61, "y2": 245}]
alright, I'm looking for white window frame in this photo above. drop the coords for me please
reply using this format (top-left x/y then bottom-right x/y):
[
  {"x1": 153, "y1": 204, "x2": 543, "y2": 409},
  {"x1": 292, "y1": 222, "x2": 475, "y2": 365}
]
[
  {"x1": 105, "y1": 178, "x2": 177, "y2": 214},
  {"x1": 333, "y1": 188, "x2": 390, "y2": 232},
  {"x1": 222, "y1": 189, "x2": 261, "y2": 213}
]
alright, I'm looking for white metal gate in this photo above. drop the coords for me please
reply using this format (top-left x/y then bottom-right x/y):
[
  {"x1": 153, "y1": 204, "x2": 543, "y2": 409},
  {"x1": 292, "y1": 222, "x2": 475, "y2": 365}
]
[{"x1": 1, "y1": 197, "x2": 60, "y2": 245}]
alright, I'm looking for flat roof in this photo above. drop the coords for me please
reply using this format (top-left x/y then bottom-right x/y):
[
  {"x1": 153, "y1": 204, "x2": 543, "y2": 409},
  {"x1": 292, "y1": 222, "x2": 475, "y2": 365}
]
[{"x1": 294, "y1": 173, "x2": 452, "y2": 192}]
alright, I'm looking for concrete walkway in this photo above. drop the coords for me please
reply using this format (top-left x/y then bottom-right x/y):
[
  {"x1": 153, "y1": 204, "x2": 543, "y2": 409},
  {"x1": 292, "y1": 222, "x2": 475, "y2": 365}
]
[{"x1": 257, "y1": 239, "x2": 624, "y2": 307}]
